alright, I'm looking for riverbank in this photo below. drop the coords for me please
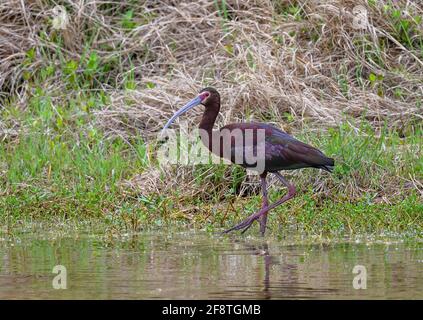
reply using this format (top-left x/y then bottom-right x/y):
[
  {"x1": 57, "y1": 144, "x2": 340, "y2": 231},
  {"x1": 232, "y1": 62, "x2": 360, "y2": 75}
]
[{"x1": 1, "y1": 0, "x2": 422, "y2": 238}]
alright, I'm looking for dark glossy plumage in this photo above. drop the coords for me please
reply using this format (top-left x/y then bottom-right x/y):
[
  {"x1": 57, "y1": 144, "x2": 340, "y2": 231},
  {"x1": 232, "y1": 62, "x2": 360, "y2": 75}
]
[
  {"x1": 163, "y1": 87, "x2": 334, "y2": 235},
  {"x1": 219, "y1": 122, "x2": 334, "y2": 173}
]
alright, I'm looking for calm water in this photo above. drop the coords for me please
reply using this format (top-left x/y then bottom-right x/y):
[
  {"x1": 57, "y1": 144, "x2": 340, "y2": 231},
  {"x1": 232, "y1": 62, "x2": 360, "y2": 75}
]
[{"x1": 0, "y1": 231, "x2": 421, "y2": 299}]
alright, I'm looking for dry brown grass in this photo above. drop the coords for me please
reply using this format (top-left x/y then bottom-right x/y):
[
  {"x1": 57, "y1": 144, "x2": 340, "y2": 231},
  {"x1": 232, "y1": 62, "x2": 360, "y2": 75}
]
[{"x1": 2, "y1": 0, "x2": 422, "y2": 128}]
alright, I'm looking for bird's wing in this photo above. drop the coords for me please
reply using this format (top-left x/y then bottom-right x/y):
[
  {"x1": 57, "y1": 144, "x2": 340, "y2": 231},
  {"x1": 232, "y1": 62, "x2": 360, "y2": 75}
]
[
  {"x1": 219, "y1": 122, "x2": 333, "y2": 170},
  {"x1": 266, "y1": 133, "x2": 333, "y2": 169}
]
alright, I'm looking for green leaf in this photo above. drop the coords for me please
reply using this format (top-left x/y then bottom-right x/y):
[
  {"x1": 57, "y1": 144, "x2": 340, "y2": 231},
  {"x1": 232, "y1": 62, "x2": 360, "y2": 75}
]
[
  {"x1": 64, "y1": 60, "x2": 78, "y2": 75},
  {"x1": 392, "y1": 9, "x2": 401, "y2": 19},
  {"x1": 122, "y1": 9, "x2": 137, "y2": 30},
  {"x1": 399, "y1": 19, "x2": 410, "y2": 32},
  {"x1": 146, "y1": 81, "x2": 155, "y2": 89},
  {"x1": 125, "y1": 80, "x2": 136, "y2": 90},
  {"x1": 85, "y1": 52, "x2": 99, "y2": 76},
  {"x1": 26, "y1": 47, "x2": 36, "y2": 61}
]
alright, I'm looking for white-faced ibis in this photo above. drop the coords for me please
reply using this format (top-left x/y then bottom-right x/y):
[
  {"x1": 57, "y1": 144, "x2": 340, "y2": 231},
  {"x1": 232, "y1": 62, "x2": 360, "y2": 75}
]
[{"x1": 162, "y1": 87, "x2": 334, "y2": 235}]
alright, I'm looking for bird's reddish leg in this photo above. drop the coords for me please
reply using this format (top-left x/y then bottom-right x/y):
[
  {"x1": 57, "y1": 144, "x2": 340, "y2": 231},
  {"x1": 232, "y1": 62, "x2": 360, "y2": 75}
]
[
  {"x1": 259, "y1": 172, "x2": 269, "y2": 236},
  {"x1": 237, "y1": 172, "x2": 269, "y2": 235},
  {"x1": 223, "y1": 172, "x2": 296, "y2": 235}
]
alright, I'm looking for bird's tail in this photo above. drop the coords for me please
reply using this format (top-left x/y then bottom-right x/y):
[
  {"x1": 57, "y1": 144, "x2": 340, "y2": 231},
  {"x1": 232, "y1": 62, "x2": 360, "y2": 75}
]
[{"x1": 318, "y1": 157, "x2": 335, "y2": 173}]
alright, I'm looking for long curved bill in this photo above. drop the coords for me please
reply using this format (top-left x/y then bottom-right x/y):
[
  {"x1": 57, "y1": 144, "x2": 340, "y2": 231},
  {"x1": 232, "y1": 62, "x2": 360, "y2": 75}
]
[{"x1": 161, "y1": 95, "x2": 202, "y2": 133}]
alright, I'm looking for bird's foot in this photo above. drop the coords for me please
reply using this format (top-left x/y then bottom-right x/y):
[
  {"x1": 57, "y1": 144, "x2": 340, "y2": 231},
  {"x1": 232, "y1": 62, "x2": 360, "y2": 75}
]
[{"x1": 222, "y1": 209, "x2": 266, "y2": 235}]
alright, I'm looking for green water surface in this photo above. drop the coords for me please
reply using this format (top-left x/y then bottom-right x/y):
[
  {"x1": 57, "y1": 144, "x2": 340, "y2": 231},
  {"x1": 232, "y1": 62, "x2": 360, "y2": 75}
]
[{"x1": 0, "y1": 232, "x2": 421, "y2": 299}]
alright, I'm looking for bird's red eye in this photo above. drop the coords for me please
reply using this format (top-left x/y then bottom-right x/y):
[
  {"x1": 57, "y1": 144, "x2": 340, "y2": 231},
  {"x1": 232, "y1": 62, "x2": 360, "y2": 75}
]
[{"x1": 200, "y1": 92, "x2": 210, "y2": 101}]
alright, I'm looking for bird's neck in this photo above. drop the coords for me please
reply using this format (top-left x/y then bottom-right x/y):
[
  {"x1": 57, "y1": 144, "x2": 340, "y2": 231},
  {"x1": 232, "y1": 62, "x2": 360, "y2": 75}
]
[
  {"x1": 199, "y1": 101, "x2": 219, "y2": 134},
  {"x1": 199, "y1": 100, "x2": 220, "y2": 152}
]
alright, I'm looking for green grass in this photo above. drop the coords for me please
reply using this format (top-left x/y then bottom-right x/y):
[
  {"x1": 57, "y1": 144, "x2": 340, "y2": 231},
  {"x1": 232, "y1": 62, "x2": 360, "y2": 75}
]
[
  {"x1": 1, "y1": 88, "x2": 421, "y2": 238},
  {"x1": 0, "y1": 0, "x2": 422, "y2": 239}
]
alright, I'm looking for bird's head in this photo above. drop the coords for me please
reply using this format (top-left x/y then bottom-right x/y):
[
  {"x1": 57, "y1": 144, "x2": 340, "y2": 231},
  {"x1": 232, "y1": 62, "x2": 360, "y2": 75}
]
[
  {"x1": 162, "y1": 87, "x2": 220, "y2": 131},
  {"x1": 198, "y1": 87, "x2": 220, "y2": 107}
]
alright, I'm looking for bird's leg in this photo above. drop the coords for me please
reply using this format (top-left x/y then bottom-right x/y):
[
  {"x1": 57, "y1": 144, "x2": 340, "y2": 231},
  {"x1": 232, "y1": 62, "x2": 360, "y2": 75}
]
[
  {"x1": 236, "y1": 172, "x2": 269, "y2": 235},
  {"x1": 223, "y1": 172, "x2": 296, "y2": 234},
  {"x1": 259, "y1": 172, "x2": 269, "y2": 236}
]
